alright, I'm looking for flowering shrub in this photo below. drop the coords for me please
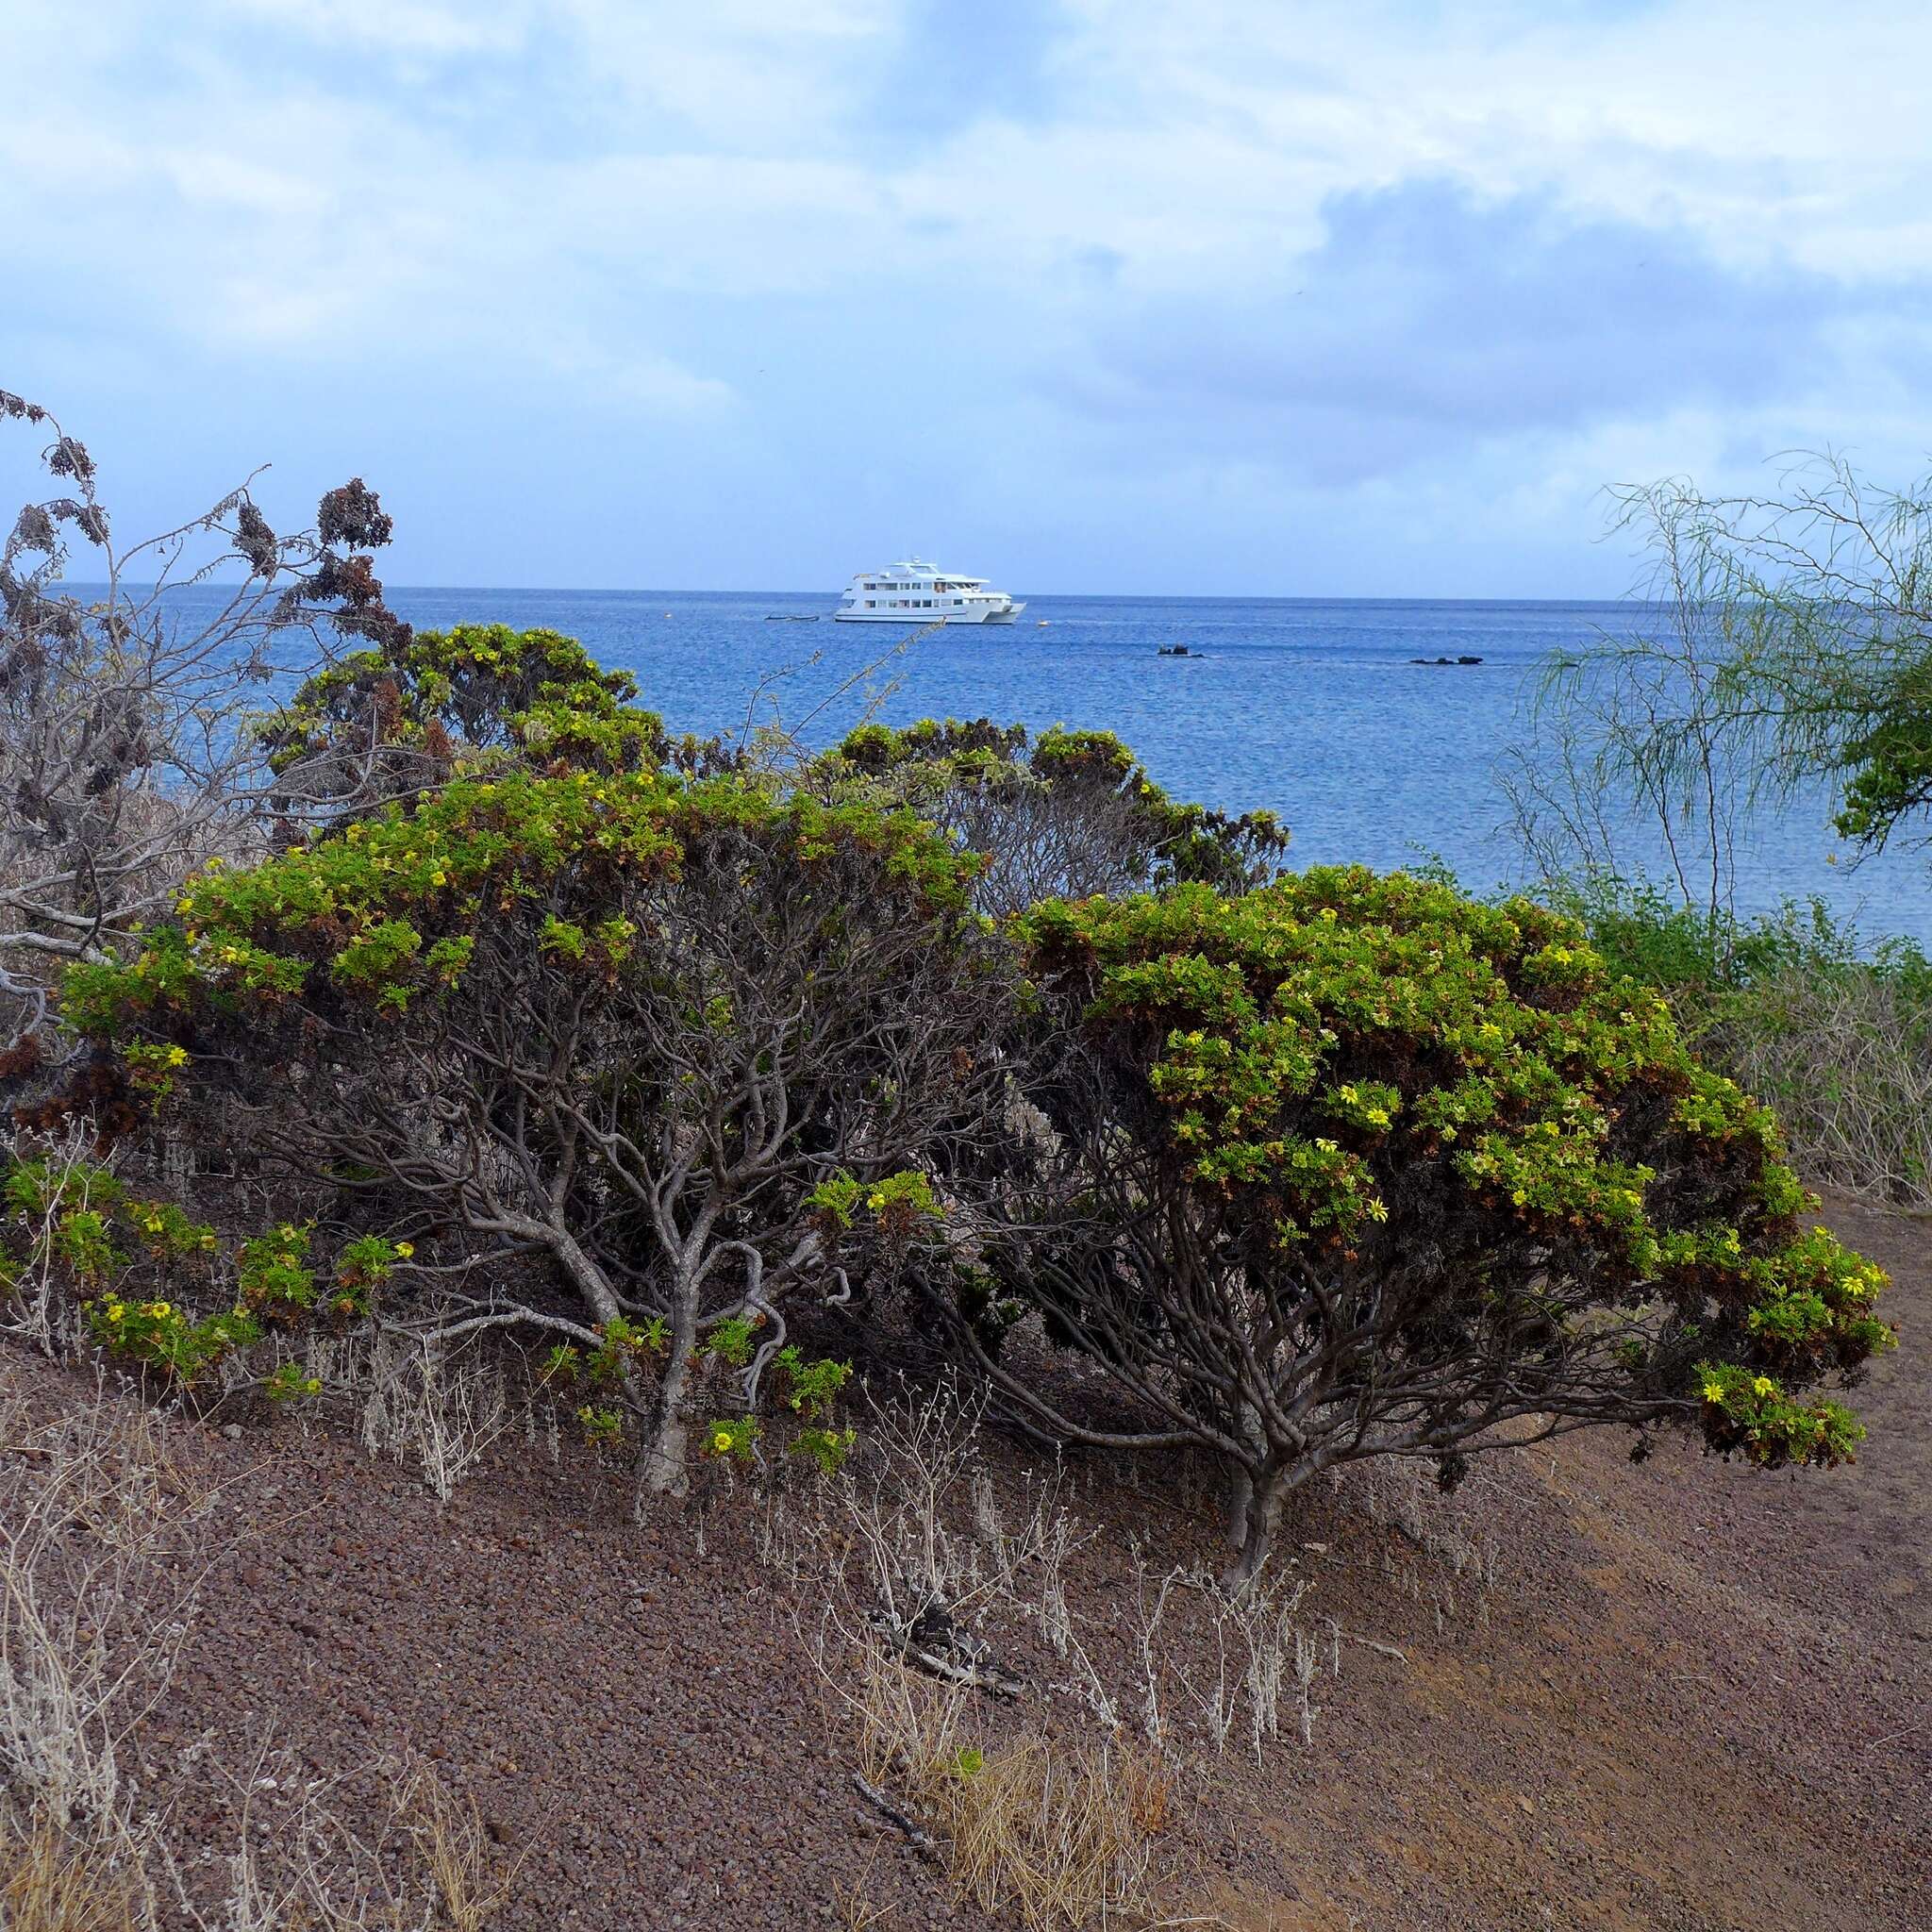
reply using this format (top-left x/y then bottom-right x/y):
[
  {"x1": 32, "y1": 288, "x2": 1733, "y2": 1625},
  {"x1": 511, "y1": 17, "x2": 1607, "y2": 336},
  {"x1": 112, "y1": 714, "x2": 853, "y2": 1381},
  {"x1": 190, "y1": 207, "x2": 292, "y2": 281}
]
[
  {"x1": 979, "y1": 864, "x2": 1894, "y2": 1581},
  {"x1": 238, "y1": 1224, "x2": 317, "y2": 1322},
  {"x1": 124, "y1": 1040, "x2": 191, "y2": 1098},
  {"x1": 0, "y1": 1152, "x2": 428, "y2": 1409},
  {"x1": 333, "y1": 1234, "x2": 411, "y2": 1319},
  {"x1": 772, "y1": 1346, "x2": 852, "y2": 1420},
  {"x1": 4, "y1": 1154, "x2": 219, "y2": 1304},
  {"x1": 705, "y1": 1414, "x2": 761, "y2": 1465},
  {"x1": 84, "y1": 1295, "x2": 261, "y2": 1381},
  {"x1": 69, "y1": 766, "x2": 1010, "y2": 1493},
  {"x1": 260, "y1": 623, "x2": 671, "y2": 813},
  {"x1": 263, "y1": 1359, "x2": 324, "y2": 1402},
  {"x1": 789, "y1": 1424, "x2": 858, "y2": 1474}
]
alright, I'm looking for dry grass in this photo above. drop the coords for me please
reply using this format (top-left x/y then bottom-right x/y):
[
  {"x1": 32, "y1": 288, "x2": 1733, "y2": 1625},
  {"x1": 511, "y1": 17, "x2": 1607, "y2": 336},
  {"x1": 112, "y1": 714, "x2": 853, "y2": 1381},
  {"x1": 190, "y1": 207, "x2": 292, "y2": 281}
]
[
  {"x1": 788, "y1": 1381, "x2": 1353, "y2": 1928},
  {"x1": 940, "y1": 1736, "x2": 1171, "y2": 1932},
  {"x1": 830, "y1": 1635, "x2": 1171, "y2": 1932},
  {"x1": 0, "y1": 1816, "x2": 142, "y2": 1932},
  {"x1": 308, "y1": 1329, "x2": 512, "y2": 1507},
  {"x1": 1709, "y1": 962, "x2": 1932, "y2": 1208},
  {"x1": 404, "y1": 1764, "x2": 519, "y2": 1932}
]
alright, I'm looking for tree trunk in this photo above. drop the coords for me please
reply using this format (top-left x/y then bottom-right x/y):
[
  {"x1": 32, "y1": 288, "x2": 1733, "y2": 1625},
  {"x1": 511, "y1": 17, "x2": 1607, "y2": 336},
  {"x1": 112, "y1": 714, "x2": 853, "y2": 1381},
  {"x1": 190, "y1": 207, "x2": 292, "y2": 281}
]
[
  {"x1": 639, "y1": 1261, "x2": 703, "y2": 1505},
  {"x1": 1223, "y1": 1462, "x2": 1288, "y2": 1595}
]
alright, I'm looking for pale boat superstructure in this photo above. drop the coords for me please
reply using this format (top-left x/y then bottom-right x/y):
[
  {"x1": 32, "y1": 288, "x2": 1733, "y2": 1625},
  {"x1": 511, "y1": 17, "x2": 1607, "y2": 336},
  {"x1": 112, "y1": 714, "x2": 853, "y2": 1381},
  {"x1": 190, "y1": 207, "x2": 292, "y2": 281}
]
[{"x1": 835, "y1": 558, "x2": 1024, "y2": 624}]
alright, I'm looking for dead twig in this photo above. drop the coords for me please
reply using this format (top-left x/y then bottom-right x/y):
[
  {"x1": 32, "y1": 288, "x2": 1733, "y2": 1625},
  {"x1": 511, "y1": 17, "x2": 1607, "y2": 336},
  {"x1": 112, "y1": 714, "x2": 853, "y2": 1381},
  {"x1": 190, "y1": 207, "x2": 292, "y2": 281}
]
[{"x1": 852, "y1": 1773, "x2": 940, "y2": 1861}]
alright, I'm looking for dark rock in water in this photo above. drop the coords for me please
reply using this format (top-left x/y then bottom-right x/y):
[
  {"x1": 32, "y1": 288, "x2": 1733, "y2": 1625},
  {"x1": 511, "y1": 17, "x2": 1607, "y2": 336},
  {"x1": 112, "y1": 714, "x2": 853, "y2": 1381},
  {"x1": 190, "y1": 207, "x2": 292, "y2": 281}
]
[
  {"x1": 1410, "y1": 655, "x2": 1483, "y2": 665},
  {"x1": 1457, "y1": 654, "x2": 1483, "y2": 664}
]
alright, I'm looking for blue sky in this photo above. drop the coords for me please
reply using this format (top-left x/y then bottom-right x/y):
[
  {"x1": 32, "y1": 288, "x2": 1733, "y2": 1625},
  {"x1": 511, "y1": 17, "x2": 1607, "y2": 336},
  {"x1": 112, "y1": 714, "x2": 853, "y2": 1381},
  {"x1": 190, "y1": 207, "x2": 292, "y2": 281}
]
[{"x1": 4, "y1": 0, "x2": 1929, "y2": 594}]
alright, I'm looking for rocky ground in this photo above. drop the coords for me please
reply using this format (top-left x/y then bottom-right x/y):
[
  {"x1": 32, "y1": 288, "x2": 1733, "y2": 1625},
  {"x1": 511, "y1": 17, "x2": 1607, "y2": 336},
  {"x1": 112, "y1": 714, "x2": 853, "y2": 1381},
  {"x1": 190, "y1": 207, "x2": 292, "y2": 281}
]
[{"x1": 3, "y1": 1189, "x2": 1924, "y2": 1931}]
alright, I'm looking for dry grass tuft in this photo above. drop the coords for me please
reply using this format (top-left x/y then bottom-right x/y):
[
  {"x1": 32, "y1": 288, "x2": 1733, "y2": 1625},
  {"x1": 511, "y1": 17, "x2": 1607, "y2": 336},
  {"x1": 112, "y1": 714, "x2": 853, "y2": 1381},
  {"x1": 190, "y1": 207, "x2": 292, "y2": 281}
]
[
  {"x1": 0, "y1": 1817, "x2": 140, "y2": 1932},
  {"x1": 940, "y1": 1735, "x2": 1171, "y2": 1932},
  {"x1": 828, "y1": 1638, "x2": 1170, "y2": 1930},
  {"x1": 0, "y1": 1364, "x2": 510, "y2": 1930},
  {"x1": 404, "y1": 1763, "x2": 519, "y2": 1932}
]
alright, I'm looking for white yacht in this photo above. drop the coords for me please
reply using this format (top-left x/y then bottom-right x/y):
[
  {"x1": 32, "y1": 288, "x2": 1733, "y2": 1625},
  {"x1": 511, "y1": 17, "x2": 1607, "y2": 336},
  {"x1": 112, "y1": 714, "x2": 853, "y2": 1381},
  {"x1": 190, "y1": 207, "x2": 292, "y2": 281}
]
[{"x1": 835, "y1": 558, "x2": 1024, "y2": 624}]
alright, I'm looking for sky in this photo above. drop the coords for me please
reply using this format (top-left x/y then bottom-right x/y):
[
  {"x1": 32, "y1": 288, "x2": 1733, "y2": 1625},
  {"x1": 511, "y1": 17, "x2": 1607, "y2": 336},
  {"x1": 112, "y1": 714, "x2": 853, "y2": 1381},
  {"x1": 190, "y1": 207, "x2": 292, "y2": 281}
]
[{"x1": 4, "y1": 0, "x2": 1930, "y2": 595}]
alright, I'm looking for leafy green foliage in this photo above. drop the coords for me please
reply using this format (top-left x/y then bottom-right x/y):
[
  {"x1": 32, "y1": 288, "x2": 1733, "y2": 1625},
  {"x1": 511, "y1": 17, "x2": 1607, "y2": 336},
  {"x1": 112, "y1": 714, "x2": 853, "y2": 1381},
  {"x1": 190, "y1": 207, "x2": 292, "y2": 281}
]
[
  {"x1": 790, "y1": 1424, "x2": 858, "y2": 1474},
  {"x1": 333, "y1": 1234, "x2": 410, "y2": 1318},
  {"x1": 1535, "y1": 872, "x2": 1932, "y2": 1205},
  {"x1": 772, "y1": 1346, "x2": 852, "y2": 1420},
  {"x1": 1000, "y1": 863, "x2": 1892, "y2": 1574},
  {"x1": 84, "y1": 1293, "x2": 261, "y2": 1382},
  {"x1": 262, "y1": 623, "x2": 670, "y2": 804},
  {"x1": 238, "y1": 1224, "x2": 317, "y2": 1322},
  {"x1": 705, "y1": 1414, "x2": 761, "y2": 1464},
  {"x1": 576, "y1": 1405, "x2": 624, "y2": 1446},
  {"x1": 66, "y1": 767, "x2": 979, "y2": 1041},
  {"x1": 811, "y1": 717, "x2": 1289, "y2": 910},
  {"x1": 263, "y1": 1360, "x2": 324, "y2": 1402},
  {"x1": 67, "y1": 758, "x2": 1002, "y2": 1491},
  {"x1": 701, "y1": 1315, "x2": 759, "y2": 1368}
]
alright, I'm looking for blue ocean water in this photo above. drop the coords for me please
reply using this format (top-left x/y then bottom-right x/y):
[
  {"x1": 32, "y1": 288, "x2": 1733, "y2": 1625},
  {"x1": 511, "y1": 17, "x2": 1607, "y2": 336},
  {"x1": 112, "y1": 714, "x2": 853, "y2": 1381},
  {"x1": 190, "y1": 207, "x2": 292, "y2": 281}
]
[{"x1": 132, "y1": 583, "x2": 1932, "y2": 941}]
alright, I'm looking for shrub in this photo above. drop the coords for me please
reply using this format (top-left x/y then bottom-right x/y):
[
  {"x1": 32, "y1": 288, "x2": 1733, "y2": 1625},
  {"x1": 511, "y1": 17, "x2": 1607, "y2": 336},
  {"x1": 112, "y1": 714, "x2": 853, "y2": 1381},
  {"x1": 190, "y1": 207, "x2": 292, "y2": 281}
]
[
  {"x1": 261, "y1": 622, "x2": 673, "y2": 817},
  {"x1": 1542, "y1": 874, "x2": 1932, "y2": 1205},
  {"x1": 960, "y1": 865, "x2": 1891, "y2": 1584},
  {"x1": 71, "y1": 767, "x2": 1013, "y2": 1493},
  {"x1": 808, "y1": 718, "x2": 1289, "y2": 915}
]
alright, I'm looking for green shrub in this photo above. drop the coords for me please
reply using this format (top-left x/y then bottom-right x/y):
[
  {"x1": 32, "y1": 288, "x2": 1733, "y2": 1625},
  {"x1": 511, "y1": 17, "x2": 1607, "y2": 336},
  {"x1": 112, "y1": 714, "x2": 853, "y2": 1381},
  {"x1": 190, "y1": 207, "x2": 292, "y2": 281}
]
[
  {"x1": 971, "y1": 865, "x2": 1891, "y2": 1584},
  {"x1": 808, "y1": 717, "x2": 1289, "y2": 914},
  {"x1": 1540, "y1": 873, "x2": 1932, "y2": 1204},
  {"x1": 261, "y1": 623, "x2": 670, "y2": 812},
  {"x1": 71, "y1": 766, "x2": 1011, "y2": 1493}
]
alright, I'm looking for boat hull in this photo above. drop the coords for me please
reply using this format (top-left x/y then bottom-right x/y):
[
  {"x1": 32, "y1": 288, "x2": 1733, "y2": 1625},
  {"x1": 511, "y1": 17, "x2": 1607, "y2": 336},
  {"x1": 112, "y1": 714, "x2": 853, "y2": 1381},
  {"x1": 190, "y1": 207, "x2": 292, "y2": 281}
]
[{"x1": 834, "y1": 602, "x2": 1024, "y2": 624}]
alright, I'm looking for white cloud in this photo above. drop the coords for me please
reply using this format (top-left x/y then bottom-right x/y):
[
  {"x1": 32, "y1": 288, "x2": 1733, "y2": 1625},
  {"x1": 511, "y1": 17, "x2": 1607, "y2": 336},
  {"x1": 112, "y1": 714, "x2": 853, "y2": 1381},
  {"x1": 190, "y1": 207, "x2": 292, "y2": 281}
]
[{"x1": 5, "y1": 0, "x2": 1932, "y2": 587}]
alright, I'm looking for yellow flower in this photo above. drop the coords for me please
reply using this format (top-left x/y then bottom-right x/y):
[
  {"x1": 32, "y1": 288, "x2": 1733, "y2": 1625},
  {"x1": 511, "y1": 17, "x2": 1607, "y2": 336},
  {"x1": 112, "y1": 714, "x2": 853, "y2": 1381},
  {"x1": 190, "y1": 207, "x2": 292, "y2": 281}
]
[
  {"x1": 711, "y1": 1429, "x2": 734, "y2": 1454},
  {"x1": 148, "y1": 1301, "x2": 171, "y2": 1318},
  {"x1": 393, "y1": 1241, "x2": 414, "y2": 1258},
  {"x1": 1752, "y1": 1374, "x2": 1774, "y2": 1397},
  {"x1": 1701, "y1": 1380, "x2": 1724, "y2": 1403}
]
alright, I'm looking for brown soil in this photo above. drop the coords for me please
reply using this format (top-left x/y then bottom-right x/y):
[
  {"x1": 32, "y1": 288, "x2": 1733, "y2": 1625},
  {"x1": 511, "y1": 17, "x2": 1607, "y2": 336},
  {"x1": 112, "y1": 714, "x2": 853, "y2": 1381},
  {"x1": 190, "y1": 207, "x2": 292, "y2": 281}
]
[{"x1": 6, "y1": 1189, "x2": 1926, "y2": 1931}]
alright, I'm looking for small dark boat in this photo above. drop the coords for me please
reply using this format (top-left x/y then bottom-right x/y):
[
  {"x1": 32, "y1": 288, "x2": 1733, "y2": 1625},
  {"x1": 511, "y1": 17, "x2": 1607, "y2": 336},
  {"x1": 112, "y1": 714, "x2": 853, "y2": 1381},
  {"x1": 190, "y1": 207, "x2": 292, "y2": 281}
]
[
  {"x1": 1158, "y1": 644, "x2": 1194, "y2": 658},
  {"x1": 1410, "y1": 655, "x2": 1483, "y2": 666}
]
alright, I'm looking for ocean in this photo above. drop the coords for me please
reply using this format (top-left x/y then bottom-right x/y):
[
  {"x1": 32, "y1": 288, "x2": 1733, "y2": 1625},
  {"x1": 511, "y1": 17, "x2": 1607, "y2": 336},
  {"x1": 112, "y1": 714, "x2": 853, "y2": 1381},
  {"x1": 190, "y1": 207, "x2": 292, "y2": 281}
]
[{"x1": 144, "y1": 584, "x2": 1932, "y2": 942}]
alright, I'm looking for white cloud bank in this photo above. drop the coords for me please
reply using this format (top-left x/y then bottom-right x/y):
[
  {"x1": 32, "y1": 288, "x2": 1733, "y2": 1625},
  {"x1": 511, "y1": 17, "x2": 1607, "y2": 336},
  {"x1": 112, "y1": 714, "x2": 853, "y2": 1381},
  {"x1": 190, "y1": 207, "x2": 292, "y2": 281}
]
[{"x1": 3, "y1": 0, "x2": 1929, "y2": 591}]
